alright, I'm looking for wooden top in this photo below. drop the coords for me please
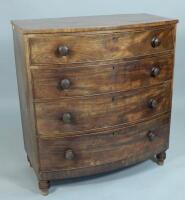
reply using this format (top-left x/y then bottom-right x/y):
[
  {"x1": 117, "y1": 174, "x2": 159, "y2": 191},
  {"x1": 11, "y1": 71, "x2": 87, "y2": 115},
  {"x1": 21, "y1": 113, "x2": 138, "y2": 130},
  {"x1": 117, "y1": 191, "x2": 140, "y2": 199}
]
[{"x1": 11, "y1": 13, "x2": 178, "y2": 34}]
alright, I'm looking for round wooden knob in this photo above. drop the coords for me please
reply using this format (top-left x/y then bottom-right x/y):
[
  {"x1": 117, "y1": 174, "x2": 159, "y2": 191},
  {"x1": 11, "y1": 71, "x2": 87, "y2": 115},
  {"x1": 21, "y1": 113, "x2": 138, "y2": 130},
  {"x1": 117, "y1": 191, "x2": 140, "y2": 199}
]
[
  {"x1": 151, "y1": 67, "x2": 160, "y2": 77},
  {"x1": 62, "y1": 113, "x2": 72, "y2": 123},
  {"x1": 60, "y1": 79, "x2": 71, "y2": 89},
  {"x1": 151, "y1": 36, "x2": 161, "y2": 48},
  {"x1": 57, "y1": 45, "x2": 69, "y2": 56},
  {"x1": 148, "y1": 99, "x2": 158, "y2": 109},
  {"x1": 65, "y1": 149, "x2": 74, "y2": 160},
  {"x1": 147, "y1": 131, "x2": 156, "y2": 141}
]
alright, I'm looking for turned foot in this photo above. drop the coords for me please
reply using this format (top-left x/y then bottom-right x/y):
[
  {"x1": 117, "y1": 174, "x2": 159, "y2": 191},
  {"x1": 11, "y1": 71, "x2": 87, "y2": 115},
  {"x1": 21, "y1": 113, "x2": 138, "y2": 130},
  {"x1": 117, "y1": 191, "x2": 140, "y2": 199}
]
[
  {"x1": 156, "y1": 151, "x2": 166, "y2": 165},
  {"x1": 27, "y1": 155, "x2": 32, "y2": 167},
  {"x1": 39, "y1": 180, "x2": 50, "y2": 195}
]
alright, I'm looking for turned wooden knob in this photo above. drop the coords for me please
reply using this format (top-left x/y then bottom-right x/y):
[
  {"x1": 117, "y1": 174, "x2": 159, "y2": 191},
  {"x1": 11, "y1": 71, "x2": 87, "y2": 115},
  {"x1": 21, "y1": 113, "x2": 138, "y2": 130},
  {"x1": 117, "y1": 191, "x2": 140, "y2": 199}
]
[
  {"x1": 151, "y1": 66, "x2": 160, "y2": 77},
  {"x1": 147, "y1": 131, "x2": 156, "y2": 141},
  {"x1": 148, "y1": 99, "x2": 158, "y2": 109},
  {"x1": 62, "y1": 113, "x2": 72, "y2": 123},
  {"x1": 60, "y1": 79, "x2": 71, "y2": 89},
  {"x1": 57, "y1": 45, "x2": 69, "y2": 56},
  {"x1": 151, "y1": 36, "x2": 161, "y2": 48},
  {"x1": 65, "y1": 149, "x2": 75, "y2": 160}
]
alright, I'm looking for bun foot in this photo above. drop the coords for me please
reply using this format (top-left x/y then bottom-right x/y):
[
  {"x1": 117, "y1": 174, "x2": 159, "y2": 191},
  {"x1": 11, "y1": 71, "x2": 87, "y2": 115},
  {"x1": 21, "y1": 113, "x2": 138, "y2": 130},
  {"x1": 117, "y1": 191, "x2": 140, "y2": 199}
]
[
  {"x1": 156, "y1": 151, "x2": 166, "y2": 165},
  {"x1": 41, "y1": 190, "x2": 49, "y2": 196},
  {"x1": 39, "y1": 180, "x2": 50, "y2": 195},
  {"x1": 27, "y1": 155, "x2": 32, "y2": 167}
]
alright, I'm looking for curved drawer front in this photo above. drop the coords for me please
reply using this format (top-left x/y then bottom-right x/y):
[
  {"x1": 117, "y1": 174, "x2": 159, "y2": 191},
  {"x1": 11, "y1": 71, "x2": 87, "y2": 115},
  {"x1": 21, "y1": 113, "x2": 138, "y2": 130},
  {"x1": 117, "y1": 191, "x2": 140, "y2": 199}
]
[
  {"x1": 35, "y1": 81, "x2": 171, "y2": 136},
  {"x1": 32, "y1": 55, "x2": 173, "y2": 99},
  {"x1": 39, "y1": 114, "x2": 170, "y2": 171},
  {"x1": 29, "y1": 28, "x2": 174, "y2": 65}
]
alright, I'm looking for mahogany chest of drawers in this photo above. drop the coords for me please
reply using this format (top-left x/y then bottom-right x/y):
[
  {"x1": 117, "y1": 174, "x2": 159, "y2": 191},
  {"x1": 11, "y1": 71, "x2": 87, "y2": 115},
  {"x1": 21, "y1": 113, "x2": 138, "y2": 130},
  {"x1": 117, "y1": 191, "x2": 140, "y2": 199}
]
[{"x1": 12, "y1": 14, "x2": 178, "y2": 195}]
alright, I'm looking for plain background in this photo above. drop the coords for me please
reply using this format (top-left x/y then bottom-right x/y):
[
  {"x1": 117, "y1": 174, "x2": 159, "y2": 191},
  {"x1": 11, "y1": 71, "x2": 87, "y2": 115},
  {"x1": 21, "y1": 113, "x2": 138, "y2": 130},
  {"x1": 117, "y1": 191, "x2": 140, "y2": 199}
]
[{"x1": 0, "y1": 0, "x2": 185, "y2": 199}]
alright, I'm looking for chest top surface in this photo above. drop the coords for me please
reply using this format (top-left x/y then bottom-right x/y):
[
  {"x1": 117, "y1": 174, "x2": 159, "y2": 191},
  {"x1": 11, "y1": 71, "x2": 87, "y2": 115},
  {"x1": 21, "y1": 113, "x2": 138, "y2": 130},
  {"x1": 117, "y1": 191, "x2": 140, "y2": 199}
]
[{"x1": 11, "y1": 13, "x2": 178, "y2": 34}]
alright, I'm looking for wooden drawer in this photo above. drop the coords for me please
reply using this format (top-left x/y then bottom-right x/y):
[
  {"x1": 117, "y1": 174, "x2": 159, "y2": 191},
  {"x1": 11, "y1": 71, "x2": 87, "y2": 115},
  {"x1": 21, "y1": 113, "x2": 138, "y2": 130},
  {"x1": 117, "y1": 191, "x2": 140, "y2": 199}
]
[
  {"x1": 35, "y1": 81, "x2": 172, "y2": 137},
  {"x1": 29, "y1": 28, "x2": 174, "y2": 65},
  {"x1": 32, "y1": 54, "x2": 173, "y2": 99},
  {"x1": 39, "y1": 114, "x2": 170, "y2": 171}
]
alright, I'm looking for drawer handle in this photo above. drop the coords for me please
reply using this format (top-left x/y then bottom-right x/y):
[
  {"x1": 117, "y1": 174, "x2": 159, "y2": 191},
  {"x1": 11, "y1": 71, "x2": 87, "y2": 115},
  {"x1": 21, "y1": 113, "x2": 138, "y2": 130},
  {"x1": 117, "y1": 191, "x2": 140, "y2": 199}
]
[
  {"x1": 65, "y1": 149, "x2": 75, "y2": 160},
  {"x1": 148, "y1": 99, "x2": 158, "y2": 109},
  {"x1": 151, "y1": 67, "x2": 160, "y2": 77},
  {"x1": 60, "y1": 79, "x2": 71, "y2": 90},
  {"x1": 151, "y1": 36, "x2": 161, "y2": 48},
  {"x1": 147, "y1": 131, "x2": 156, "y2": 141},
  {"x1": 57, "y1": 45, "x2": 69, "y2": 56},
  {"x1": 62, "y1": 113, "x2": 72, "y2": 123}
]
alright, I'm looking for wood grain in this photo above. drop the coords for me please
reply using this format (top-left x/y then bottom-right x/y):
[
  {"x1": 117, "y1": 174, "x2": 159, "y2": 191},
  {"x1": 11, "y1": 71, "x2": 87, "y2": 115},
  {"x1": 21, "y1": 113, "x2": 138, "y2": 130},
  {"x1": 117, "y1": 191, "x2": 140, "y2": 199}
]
[
  {"x1": 32, "y1": 54, "x2": 174, "y2": 99},
  {"x1": 11, "y1": 13, "x2": 178, "y2": 34},
  {"x1": 29, "y1": 28, "x2": 175, "y2": 65},
  {"x1": 35, "y1": 81, "x2": 172, "y2": 137},
  {"x1": 12, "y1": 26, "x2": 39, "y2": 175},
  {"x1": 11, "y1": 14, "x2": 178, "y2": 194},
  {"x1": 39, "y1": 113, "x2": 170, "y2": 172}
]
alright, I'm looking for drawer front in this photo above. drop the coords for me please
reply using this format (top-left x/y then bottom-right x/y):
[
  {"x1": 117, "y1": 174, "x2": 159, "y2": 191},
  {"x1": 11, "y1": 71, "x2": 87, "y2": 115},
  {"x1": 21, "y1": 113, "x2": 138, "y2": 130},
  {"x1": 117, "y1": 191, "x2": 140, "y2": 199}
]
[
  {"x1": 29, "y1": 28, "x2": 174, "y2": 65},
  {"x1": 39, "y1": 114, "x2": 170, "y2": 171},
  {"x1": 35, "y1": 81, "x2": 172, "y2": 136},
  {"x1": 32, "y1": 55, "x2": 173, "y2": 99}
]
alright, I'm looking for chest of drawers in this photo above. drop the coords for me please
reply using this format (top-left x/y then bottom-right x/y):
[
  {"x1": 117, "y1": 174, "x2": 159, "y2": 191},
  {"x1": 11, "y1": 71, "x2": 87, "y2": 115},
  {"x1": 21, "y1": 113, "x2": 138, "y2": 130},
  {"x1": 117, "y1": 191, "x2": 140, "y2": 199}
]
[{"x1": 12, "y1": 14, "x2": 178, "y2": 195}]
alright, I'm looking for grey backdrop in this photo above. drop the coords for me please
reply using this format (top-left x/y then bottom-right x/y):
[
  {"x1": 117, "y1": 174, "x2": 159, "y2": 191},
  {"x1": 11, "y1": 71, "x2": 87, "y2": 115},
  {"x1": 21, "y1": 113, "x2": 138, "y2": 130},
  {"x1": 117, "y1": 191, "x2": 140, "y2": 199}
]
[{"x1": 0, "y1": 0, "x2": 185, "y2": 199}]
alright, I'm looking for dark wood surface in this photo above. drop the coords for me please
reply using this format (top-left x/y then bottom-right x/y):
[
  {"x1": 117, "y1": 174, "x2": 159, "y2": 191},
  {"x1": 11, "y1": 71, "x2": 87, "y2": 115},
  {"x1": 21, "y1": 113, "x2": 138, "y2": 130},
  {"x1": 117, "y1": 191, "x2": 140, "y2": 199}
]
[
  {"x1": 12, "y1": 28, "x2": 39, "y2": 176},
  {"x1": 29, "y1": 28, "x2": 174, "y2": 65},
  {"x1": 39, "y1": 113, "x2": 170, "y2": 171},
  {"x1": 11, "y1": 13, "x2": 178, "y2": 34},
  {"x1": 12, "y1": 14, "x2": 178, "y2": 194},
  {"x1": 31, "y1": 54, "x2": 174, "y2": 99},
  {"x1": 35, "y1": 81, "x2": 171, "y2": 137}
]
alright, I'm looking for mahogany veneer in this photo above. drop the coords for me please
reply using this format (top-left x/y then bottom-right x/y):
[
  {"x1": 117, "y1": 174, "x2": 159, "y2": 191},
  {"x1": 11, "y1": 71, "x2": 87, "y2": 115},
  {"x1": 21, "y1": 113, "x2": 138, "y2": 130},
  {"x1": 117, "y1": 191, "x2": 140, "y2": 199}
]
[{"x1": 12, "y1": 14, "x2": 178, "y2": 195}]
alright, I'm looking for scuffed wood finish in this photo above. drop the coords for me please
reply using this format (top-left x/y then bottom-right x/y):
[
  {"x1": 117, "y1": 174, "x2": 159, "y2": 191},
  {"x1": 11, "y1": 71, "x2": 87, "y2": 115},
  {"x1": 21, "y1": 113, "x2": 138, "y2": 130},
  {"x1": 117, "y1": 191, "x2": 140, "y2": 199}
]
[
  {"x1": 32, "y1": 54, "x2": 174, "y2": 99},
  {"x1": 39, "y1": 113, "x2": 170, "y2": 172},
  {"x1": 29, "y1": 28, "x2": 174, "y2": 65},
  {"x1": 11, "y1": 13, "x2": 178, "y2": 34},
  {"x1": 12, "y1": 28, "x2": 39, "y2": 175},
  {"x1": 35, "y1": 81, "x2": 172, "y2": 137},
  {"x1": 12, "y1": 14, "x2": 178, "y2": 195}
]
